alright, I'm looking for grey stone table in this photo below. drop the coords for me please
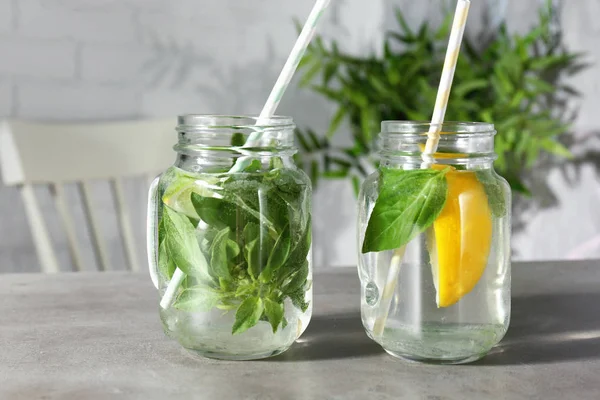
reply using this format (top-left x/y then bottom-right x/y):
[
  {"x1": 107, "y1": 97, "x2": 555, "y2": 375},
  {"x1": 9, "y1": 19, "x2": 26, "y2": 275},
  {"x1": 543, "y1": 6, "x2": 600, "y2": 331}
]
[{"x1": 1, "y1": 261, "x2": 600, "y2": 400}]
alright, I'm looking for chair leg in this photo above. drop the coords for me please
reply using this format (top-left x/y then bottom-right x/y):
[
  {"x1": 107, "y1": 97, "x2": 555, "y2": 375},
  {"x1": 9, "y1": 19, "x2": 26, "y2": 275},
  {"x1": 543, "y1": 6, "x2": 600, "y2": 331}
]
[
  {"x1": 50, "y1": 183, "x2": 85, "y2": 272},
  {"x1": 20, "y1": 185, "x2": 60, "y2": 273}
]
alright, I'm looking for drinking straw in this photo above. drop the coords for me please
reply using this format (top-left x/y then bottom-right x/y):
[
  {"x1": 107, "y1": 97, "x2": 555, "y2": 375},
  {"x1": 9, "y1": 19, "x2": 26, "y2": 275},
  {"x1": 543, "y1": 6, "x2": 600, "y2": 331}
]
[
  {"x1": 160, "y1": 0, "x2": 332, "y2": 310},
  {"x1": 372, "y1": 0, "x2": 471, "y2": 338}
]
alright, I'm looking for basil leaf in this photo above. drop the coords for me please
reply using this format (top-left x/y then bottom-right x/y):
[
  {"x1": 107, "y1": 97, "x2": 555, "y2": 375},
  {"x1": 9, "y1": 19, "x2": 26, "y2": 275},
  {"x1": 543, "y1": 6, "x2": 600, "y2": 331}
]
[
  {"x1": 476, "y1": 170, "x2": 508, "y2": 218},
  {"x1": 264, "y1": 170, "x2": 309, "y2": 234},
  {"x1": 264, "y1": 298, "x2": 284, "y2": 333},
  {"x1": 234, "y1": 279, "x2": 255, "y2": 297},
  {"x1": 289, "y1": 289, "x2": 309, "y2": 313},
  {"x1": 231, "y1": 132, "x2": 245, "y2": 147},
  {"x1": 163, "y1": 206, "x2": 212, "y2": 283},
  {"x1": 261, "y1": 224, "x2": 291, "y2": 282},
  {"x1": 173, "y1": 286, "x2": 220, "y2": 312},
  {"x1": 243, "y1": 222, "x2": 260, "y2": 244},
  {"x1": 243, "y1": 223, "x2": 261, "y2": 279},
  {"x1": 191, "y1": 194, "x2": 236, "y2": 229},
  {"x1": 285, "y1": 216, "x2": 311, "y2": 272},
  {"x1": 282, "y1": 317, "x2": 289, "y2": 330},
  {"x1": 209, "y1": 227, "x2": 231, "y2": 280},
  {"x1": 244, "y1": 159, "x2": 262, "y2": 173},
  {"x1": 232, "y1": 296, "x2": 264, "y2": 335},
  {"x1": 243, "y1": 222, "x2": 274, "y2": 280},
  {"x1": 270, "y1": 157, "x2": 285, "y2": 170},
  {"x1": 284, "y1": 260, "x2": 309, "y2": 294},
  {"x1": 219, "y1": 277, "x2": 231, "y2": 292},
  {"x1": 158, "y1": 217, "x2": 166, "y2": 245},
  {"x1": 158, "y1": 239, "x2": 176, "y2": 280},
  {"x1": 362, "y1": 168, "x2": 449, "y2": 253},
  {"x1": 221, "y1": 178, "x2": 277, "y2": 233},
  {"x1": 244, "y1": 239, "x2": 260, "y2": 280},
  {"x1": 226, "y1": 239, "x2": 240, "y2": 259}
]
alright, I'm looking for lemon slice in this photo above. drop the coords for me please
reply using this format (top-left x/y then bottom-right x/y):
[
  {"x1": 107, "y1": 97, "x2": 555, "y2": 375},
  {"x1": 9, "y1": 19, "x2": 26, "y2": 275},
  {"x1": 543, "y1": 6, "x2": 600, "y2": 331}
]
[{"x1": 429, "y1": 169, "x2": 492, "y2": 308}]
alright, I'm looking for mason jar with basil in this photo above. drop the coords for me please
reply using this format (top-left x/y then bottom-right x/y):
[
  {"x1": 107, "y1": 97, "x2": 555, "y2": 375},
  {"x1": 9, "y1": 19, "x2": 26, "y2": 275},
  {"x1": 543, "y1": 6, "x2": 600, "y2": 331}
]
[{"x1": 147, "y1": 115, "x2": 312, "y2": 360}]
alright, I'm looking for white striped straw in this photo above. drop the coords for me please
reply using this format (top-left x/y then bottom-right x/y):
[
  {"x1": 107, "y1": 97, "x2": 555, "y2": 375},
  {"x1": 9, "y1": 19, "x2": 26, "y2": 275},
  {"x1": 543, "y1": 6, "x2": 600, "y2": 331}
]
[
  {"x1": 421, "y1": 0, "x2": 471, "y2": 167},
  {"x1": 160, "y1": 0, "x2": 331, "y2": 310},
  {"x1": 373, "y1": 0, "x2": 472, "y2": 339}
]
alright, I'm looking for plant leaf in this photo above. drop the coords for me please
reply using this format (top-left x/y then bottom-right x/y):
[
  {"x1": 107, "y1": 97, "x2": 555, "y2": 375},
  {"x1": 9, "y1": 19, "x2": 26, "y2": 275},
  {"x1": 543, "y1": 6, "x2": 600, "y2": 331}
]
[
  {"x1": 226, "y1": 238, "x2": 240, "y2": 259},
  {"x1": 243, "y1": 221, "x2": 275, "y2": 280},
  {"x1": 158, "y1": 239, "x2": 176, "y2": 280},
  {"x1": 453, "y1": 79, "x2": 489, "y2": 97},
  {"x1": 284, "y1": 260, "x2": 309, "y2": 294},
  {"x1": 264, "y1": 298, "x2": 285, "y2": 333},
  {"x1": 307, "y1": 129, "x2": 322, "y2": 149},
  {"x1": 209, "y1": 227, "x2": 232, "y2": 280},
  {"x1": 163, "y1": 206, "x2": 211, "y2": 283},
  {"x1": 310, "y1": 160, "x2": 319, "y2": 187},
  {"x1": 244, "y1": 237, "x2": 261, "y2": 280},
  {"x1": 300, "y1": 62, "x2": 321, "y2": 87},
  {"x1": 540, "y1": 138, "x2": 573, "y2": 159},
  {"x1": 232, "y1": 296, "x2": 264, "y2": 335},
  {"x1": 327, "y1": 107, "x2": 346, "y2": 138},
  {"x1": 476, "y1": 171, "x2": 508, "y2": 218},
  {"x1": 191, "y1": 194, "x2": 233, "y2": 229},
  {"x1": 352, "y1": 176, "x2": 361, "y2": 197},
  {"x1": 231, "y1": 132, "x2": 245, "y2": 147},
  {"x1": 173, "y1": 286, "x2": 220, "y2": 312},
  {"x1": 243, "y1": 159, "x2": 263, "y2": 173},
  {"x1": 261, "y1": 224, "x2": 292, "y2": 282},
  {"x1": 296, "y1": 129, "x2": 312, "y2": 151},
  {"x1": 362, "y1": 168, "x2": 449, "y2": 253},
  {"x1": 289, "y1": 289, "x2": 309, "y2": 313},
  {"x1": 285, "y1": 215, "x2": 312, "y2": 272}
]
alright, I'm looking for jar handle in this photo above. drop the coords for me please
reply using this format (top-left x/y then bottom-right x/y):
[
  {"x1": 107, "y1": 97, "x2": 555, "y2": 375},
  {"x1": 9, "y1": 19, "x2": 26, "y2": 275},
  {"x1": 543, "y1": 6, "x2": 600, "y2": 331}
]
[{"x1": 147, "y1": 176, "x2": 160, "y2": 290}]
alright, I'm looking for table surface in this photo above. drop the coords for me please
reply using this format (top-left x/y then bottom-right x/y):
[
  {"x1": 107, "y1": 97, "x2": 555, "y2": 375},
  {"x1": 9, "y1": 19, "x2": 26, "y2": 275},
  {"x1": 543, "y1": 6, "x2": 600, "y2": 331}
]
[{"x1": 1, "y1": 261, "x2": 600, "y2": 400}]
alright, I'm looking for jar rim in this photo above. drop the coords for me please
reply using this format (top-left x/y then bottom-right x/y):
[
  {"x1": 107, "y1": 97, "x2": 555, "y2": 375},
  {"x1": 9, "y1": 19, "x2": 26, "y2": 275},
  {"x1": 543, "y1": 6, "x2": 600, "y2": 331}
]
[
  {"x1": 382, "y1": 121, "x2": 496, "y2": 136},
  {"x1": 177, "y1": 114, "x2": 295, "y2": 131}
]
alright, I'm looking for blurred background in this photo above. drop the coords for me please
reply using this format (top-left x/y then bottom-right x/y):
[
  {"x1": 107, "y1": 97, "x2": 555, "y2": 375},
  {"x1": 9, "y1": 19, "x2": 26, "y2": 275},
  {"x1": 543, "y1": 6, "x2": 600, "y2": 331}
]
[{"x1": 0, "y1": 0, "x2": 598, "y2": 273}]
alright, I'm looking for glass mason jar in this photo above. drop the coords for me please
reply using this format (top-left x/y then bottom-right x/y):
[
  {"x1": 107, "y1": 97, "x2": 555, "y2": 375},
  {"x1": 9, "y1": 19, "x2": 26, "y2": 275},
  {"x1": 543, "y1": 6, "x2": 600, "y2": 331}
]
[
  {"x1": 357, "y1": 121, "x2": 511, "y2": 364},
  {"x1": 147, "y1": 115, "x2": 312, "y2": 360}
]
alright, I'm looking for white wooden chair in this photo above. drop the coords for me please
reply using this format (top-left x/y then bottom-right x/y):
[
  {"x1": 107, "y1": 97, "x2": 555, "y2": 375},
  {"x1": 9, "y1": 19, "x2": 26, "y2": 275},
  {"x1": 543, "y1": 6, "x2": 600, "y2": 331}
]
[{"x1": 0, "y1": 119, "x2": 176, "y2": 273}]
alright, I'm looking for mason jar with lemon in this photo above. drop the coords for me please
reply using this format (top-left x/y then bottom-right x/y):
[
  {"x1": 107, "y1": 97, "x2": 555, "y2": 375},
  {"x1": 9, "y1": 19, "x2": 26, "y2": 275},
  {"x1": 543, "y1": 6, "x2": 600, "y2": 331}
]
[{"x1": 357, "y1": 121, "x2": 511, "y2": 364}]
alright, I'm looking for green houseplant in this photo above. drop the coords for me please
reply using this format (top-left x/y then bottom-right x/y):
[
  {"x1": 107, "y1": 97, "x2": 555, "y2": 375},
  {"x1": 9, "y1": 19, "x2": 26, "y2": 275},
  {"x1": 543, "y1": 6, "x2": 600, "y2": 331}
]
[{"x1": 295, "y1": 3, "x2": 587, "y2": 194}]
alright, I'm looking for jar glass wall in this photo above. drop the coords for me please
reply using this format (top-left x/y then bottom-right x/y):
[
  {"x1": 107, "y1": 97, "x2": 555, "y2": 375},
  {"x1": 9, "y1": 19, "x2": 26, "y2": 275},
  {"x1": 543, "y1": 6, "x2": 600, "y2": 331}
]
[
  {"x1": 148, "y1": 115, "x2": 312, "y2": 360},
  {"x1": 357, "y1": 121, "x2": 511, "y2": 364}
]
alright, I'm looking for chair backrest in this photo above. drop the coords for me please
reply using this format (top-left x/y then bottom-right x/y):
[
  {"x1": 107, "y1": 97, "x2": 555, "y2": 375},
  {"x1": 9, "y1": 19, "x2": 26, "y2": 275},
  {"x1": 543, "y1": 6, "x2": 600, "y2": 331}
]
[{"x1": 0, "y1": 118, "x2": 177, "y2": 273}]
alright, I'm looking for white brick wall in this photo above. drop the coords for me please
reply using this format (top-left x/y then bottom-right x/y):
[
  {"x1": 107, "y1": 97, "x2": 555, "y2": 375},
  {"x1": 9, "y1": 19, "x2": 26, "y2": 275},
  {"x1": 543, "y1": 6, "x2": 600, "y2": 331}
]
[
  {"x1": 18, "y1": 0, "x2": 138, "y2": 44},
  {"x1": 17, "y1": 82, "x2": 140, "y2": 120},
  {"x1": 0, "y1": 0, "x2": 598, "y2": 271},
  {"x1": 38, "y1": 0, "x2": 166, "y2": 13},
  {"x1": 0, "y1": 0, "x2": 384, "y2": 272},
  {"x1": 0, "y1": 37, "x2": 76, "y2": 79},
  {"x1": 0, "y1": 79, "x2": 11, "y2": 116},
  {"x1": 0, "y1": 0, "x2": 11, "y2": 33},
  {"x1": 562, "y1": 3, "x2": 600, "y2": 133},
  {"x1": 80, "y1": 44, "x2": 152, "y2": 84},
  {"x1": 140, "y1": 89, "x2": 216, "y2": 118}
]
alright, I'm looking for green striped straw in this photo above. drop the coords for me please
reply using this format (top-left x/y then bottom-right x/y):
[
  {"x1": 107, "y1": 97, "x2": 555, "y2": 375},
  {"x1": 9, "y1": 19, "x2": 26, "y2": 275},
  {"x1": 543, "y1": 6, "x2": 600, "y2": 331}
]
[
  {"x1": 229, "y1": 0, "x2": 332, "y2": 172},
  {"x1": 161, "y1": 0, "x2": 332, "y2": 310}
]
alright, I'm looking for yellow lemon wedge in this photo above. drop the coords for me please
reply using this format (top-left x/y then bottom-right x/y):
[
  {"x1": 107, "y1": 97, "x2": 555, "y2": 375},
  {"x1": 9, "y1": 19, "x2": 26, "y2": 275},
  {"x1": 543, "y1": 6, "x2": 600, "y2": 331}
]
[{"x1": 428, "y1": 167, "x2": 493, "y2": 308}]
